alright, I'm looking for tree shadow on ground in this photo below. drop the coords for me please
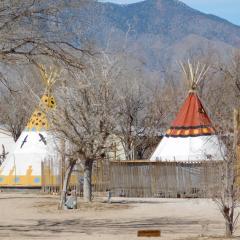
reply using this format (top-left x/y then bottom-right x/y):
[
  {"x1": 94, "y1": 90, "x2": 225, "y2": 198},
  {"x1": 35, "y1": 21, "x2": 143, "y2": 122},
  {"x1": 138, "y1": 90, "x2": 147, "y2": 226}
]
[{"x1": 0, "y1": 217, "x2": 224, "y2": 238}]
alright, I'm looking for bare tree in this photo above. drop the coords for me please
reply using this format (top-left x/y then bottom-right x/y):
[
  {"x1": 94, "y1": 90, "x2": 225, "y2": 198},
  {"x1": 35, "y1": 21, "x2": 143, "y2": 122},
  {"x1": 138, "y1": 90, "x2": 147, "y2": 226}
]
[
  {"x1": 138, "y1": 81, "x2": 178, "y2": 159},
  {"x1": 208, "y1": 52, "x2": 240, "y2": 237},
  {"x1": 219, "y1": 53, "x2": 240, "y2": 237},
  {"x1": 117, "y1": 81, "x2": 145, "y2": 160},
  {"x1": 0, "y1": 0, "x2": 94, "y2": 91},
  {"x1": 51, "y1": 53, "x2": 119, "y2": 207},
  {"x1": 213, "y1": 110, "x2": 240, "y2": 238},
  {"x1": 0, "y1": 92, "x2": 31, "y2": 141},
  {"x1": 0, "y1": 66, "x2": 43, "y2": 141}
]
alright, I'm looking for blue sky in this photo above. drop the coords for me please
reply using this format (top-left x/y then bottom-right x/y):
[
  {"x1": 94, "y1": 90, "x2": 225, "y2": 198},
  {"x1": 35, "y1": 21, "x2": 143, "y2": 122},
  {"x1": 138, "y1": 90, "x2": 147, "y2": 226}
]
[{"x1": 100, "y1": 0, "x2": 240, "y2": 26}]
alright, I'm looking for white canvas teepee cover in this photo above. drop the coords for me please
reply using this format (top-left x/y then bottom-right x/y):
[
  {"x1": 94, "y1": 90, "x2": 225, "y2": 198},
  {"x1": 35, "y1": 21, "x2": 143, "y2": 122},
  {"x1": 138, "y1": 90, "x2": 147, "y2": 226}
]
[
  {"x1": 150, "y1": 92, "x2": 224, "y2": 162},
  {"x1": 0, "y1": 95, "x2": 57, "y2": 187}
]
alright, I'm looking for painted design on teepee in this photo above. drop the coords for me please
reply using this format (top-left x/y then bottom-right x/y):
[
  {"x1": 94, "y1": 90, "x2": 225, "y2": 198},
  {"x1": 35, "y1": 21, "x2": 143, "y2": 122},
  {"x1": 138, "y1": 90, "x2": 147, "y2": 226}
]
[
  {"x1": 26, "y1": 64, "x2": 59, "y2": 132},
  {"x1": 165, "y1": 93, "x2": 215, "y2": 138},
  {"x1": 26, "y1": 95, "x2": 56, "y2": 131}
]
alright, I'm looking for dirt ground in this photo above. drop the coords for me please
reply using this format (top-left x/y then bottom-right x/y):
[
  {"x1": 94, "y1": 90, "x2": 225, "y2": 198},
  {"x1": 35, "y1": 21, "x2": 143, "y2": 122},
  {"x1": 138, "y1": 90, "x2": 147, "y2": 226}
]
[{"x1": 0, "y1": 191, "x2": 239, "y2": 240}]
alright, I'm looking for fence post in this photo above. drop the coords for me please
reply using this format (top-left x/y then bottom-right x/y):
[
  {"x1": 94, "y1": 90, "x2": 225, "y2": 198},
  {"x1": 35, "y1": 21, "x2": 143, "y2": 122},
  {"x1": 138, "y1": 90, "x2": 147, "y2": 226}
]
[{"x1": 41, "y1": 161, "x2": 44, "y2": 192}]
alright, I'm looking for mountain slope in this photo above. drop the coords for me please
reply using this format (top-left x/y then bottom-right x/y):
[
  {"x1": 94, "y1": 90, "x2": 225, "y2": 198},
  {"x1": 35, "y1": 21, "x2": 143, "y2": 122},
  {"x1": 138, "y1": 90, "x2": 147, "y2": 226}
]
[
  {"x1": 58, "y1": 0, "x2": 240, "y2": 71},
  {"x1": 101, "y1": 0, "x2": 240, "y2": 46}
]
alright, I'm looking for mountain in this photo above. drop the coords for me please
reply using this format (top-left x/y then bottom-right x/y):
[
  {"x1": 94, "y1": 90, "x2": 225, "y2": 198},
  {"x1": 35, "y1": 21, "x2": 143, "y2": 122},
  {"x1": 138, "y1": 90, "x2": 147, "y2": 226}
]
[{"x1": 58, "y1": 0, "x2": 240, "y2": 74}]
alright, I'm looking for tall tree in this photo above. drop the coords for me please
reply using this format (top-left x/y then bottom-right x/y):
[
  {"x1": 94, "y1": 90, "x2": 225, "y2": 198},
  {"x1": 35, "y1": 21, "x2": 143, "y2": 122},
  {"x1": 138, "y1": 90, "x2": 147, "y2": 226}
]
[{"x1": 51, "y1": 53, "x2": 119, "y2": 206}]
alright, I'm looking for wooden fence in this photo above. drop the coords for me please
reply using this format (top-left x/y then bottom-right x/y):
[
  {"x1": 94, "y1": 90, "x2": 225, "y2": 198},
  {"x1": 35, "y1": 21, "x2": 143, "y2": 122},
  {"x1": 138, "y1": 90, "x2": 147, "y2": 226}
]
[
  {"x1": 41, "y1": 159, "x2": 224, "y2": 198},
  {"x1": 41, "y1": 158, "x2": 83, "y2": 194},
  {"x1": 41, "y1": 158, "x2": 110, "y2": 195},
  {"x1": 109, "y1": 161, "x2": 223, "y2": 198}
]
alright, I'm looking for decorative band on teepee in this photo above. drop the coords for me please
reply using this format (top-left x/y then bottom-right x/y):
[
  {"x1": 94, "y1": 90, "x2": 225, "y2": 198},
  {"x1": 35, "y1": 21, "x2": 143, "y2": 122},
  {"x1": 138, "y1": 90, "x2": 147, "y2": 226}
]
[{"x1": 166, "y1": 126, "x2": 215, "y2": 138}]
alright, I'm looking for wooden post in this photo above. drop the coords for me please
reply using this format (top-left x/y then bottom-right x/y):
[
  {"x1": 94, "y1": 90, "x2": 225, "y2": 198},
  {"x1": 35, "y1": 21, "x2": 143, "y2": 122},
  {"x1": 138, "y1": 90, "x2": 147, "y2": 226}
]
[
  {"x1": 60, "y1": 140, "x2": 66, "y2": 198},
  {"x1": 234, "y1": 109, "x2": 240, "y2": 187},
  {"x1": 41, "y1": 161, "x2": 45, "y2": 192},
  {"x1": 114, "y1": 143, "x2": 117, "y2": 161}
]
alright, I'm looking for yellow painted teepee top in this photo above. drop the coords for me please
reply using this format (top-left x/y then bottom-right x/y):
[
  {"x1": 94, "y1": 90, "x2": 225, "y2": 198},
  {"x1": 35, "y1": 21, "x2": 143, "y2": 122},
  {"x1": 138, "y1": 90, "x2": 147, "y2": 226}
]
[
  {"x1": 26, "y1": 65, "x2": 59, "y2": 132},
  {"x1": 26, "y1": 95, "x2": 56, "y2": 131}
]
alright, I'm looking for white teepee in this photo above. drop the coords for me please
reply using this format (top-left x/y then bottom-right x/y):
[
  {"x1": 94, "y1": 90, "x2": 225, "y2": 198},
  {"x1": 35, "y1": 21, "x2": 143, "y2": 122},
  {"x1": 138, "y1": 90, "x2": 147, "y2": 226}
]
[
  {"x1": 0, "y1": 66, "x2": 59, "y2": 187},
  {"x1": 150, "y1": 61, "x2": 225, "y2": 162}
]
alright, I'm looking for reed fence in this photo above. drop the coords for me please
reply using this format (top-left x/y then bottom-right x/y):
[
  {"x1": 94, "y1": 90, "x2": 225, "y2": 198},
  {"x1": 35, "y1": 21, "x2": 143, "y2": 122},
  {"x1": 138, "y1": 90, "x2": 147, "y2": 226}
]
[
  {"x1": 109, "y1": 161, "x2": 223, "y2": 198},
  {"x1": 41, "y1": 159, "x2": 223, "y2": 198}
]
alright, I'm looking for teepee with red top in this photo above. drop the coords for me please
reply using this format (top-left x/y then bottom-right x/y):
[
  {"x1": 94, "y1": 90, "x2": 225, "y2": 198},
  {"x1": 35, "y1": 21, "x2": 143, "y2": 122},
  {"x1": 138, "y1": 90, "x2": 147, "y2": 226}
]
[{"x1": 150, "y1": 61, "x2": 224, "y2": 162}]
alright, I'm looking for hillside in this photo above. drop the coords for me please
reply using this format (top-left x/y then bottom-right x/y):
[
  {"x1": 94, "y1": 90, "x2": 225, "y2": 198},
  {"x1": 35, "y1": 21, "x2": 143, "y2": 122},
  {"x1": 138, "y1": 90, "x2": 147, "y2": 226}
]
[{"x1": 58, "y1": 0, "x2": 240, "y2": 72}]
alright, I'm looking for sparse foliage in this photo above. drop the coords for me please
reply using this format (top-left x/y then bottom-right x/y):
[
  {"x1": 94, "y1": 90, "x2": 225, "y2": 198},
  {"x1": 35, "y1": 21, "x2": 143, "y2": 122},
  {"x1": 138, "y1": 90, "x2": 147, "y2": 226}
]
[
  {"x1": 0, "y1": 0, "x2": 93, "y2": 91},
  {"x1": 51, "y1": 53, "x2": 119, "y2": 206}
]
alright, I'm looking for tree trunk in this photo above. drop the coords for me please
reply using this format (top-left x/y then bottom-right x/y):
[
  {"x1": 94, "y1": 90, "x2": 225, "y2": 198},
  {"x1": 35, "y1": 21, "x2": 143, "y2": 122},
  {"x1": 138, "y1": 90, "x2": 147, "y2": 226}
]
[
  {"x1": 59, "y1": 161, "x2": 75, "y2": 209},
  {"x1": 83, "y1": 160, "x2": 93, "y2": 202},
  {"x1": 225, "y1": 221, "x2": 233, "y2": 238}
]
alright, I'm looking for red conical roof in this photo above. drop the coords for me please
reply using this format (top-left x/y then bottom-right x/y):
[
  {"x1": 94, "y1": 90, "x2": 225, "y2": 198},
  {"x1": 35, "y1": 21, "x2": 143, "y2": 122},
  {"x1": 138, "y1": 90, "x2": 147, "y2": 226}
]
[{"x1": 166, "y1": 92, "x2": 215, "y2": 137}]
